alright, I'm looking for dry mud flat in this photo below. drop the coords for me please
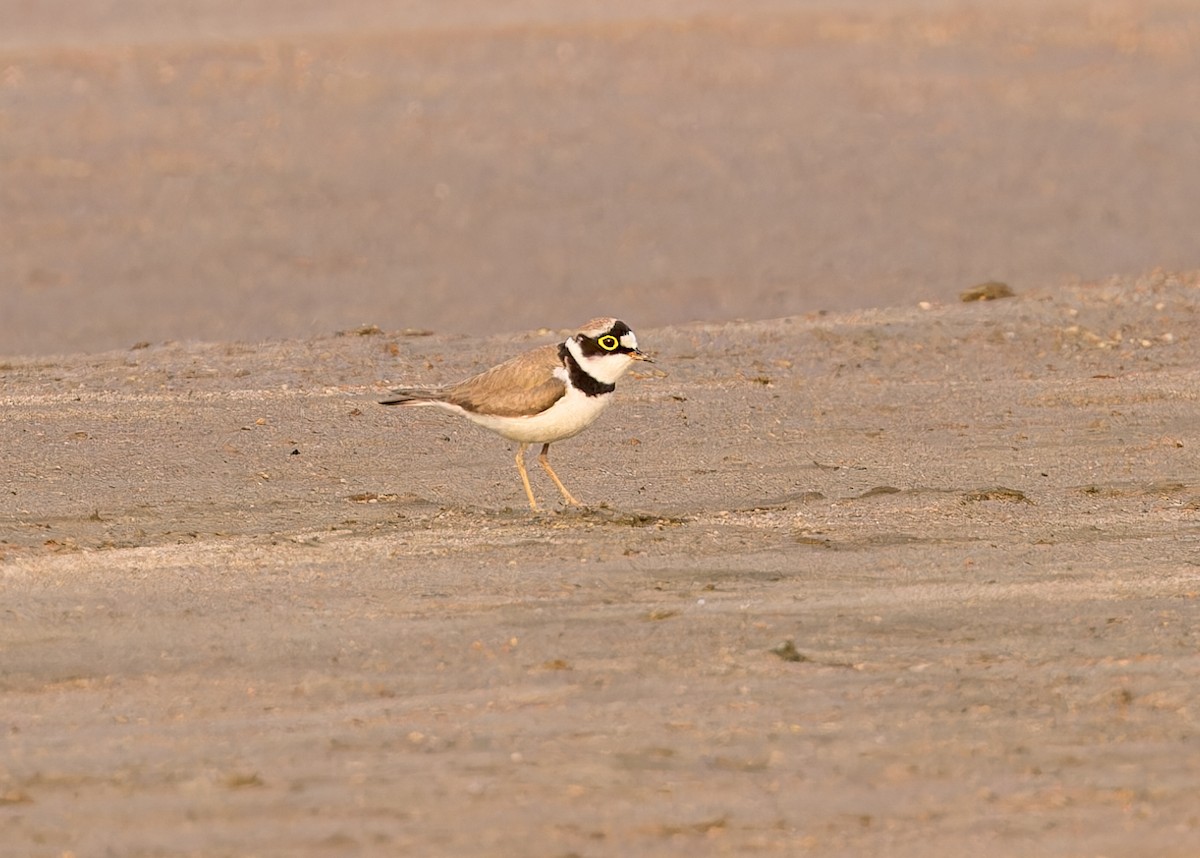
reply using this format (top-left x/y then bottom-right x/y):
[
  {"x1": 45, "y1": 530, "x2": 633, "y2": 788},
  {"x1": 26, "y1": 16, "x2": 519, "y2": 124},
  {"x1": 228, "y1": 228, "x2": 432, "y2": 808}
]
[{"x1": 3, "y1": 272, "x2": 1200, "y2": 856}]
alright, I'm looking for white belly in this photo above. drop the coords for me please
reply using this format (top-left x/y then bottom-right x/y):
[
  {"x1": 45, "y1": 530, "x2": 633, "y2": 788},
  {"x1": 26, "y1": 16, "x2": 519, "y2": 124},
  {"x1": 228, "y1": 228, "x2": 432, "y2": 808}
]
[{"x1": 465, "y1": 387, "x2": 613, "y2": 444}]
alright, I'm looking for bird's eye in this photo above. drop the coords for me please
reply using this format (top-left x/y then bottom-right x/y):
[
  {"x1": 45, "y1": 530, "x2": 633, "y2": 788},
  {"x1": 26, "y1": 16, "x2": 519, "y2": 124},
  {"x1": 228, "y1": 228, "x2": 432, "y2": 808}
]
[{"x1": 598, "y1": 335, "x2": 619, "y2": 351}]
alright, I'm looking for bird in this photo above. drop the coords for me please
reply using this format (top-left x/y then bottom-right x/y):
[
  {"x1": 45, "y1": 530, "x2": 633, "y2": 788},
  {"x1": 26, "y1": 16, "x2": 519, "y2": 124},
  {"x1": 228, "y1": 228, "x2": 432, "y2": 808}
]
[{"x1": 379, "y1": 318, "x2": 652, "y2": 511}]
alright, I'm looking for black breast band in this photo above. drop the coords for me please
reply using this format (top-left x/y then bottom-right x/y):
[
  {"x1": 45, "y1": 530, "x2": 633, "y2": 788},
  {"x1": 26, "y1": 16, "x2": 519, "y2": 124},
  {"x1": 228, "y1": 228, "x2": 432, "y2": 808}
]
[{"x1": 559, "y1": 343, "x2": 616, "y2": 397}]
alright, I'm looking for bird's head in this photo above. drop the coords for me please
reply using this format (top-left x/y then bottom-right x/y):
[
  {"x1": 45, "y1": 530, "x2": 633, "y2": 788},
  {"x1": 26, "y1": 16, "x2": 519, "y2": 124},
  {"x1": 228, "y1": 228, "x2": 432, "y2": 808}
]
[{"x1": 566, "y1": 318, "x2": 652, "y2": 384}]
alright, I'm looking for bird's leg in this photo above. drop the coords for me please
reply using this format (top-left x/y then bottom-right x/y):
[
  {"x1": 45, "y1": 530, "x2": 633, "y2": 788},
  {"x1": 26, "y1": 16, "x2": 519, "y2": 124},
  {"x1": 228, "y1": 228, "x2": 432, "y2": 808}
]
[
  {"x1": 538, "y1": 443, "x2": 581, "y2": 507},
  {"x1": 514, "y1": 443, "x2": 539, "y2": 510}
]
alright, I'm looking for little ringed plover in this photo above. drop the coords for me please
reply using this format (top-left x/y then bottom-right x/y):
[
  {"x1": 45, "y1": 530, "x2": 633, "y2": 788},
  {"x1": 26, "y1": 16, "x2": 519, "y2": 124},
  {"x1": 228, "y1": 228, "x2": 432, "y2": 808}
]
[{"x1": 380, "y1": 318, "x2": 651, "y2": 510}]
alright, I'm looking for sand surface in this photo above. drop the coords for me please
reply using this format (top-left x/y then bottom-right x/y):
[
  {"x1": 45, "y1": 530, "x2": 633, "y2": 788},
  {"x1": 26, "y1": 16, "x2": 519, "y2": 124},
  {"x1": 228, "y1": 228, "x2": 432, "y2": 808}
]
[
  {"x1": 4, "y1": 271, "x2": 1200, "y2": 856},
  {"x1": 3, "y1": 0, "x2": 1200, "y2": 354},
  {"x1": 4, "y1": 1, "x2": 1200, "y2": 855}
]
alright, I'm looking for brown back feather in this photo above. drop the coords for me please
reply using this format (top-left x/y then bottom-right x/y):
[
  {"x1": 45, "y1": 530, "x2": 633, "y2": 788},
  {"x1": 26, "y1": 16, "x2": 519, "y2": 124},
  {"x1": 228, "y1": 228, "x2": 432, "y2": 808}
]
[{"x1": 441, "y1": 343, "x2": 567, "y2": 417}]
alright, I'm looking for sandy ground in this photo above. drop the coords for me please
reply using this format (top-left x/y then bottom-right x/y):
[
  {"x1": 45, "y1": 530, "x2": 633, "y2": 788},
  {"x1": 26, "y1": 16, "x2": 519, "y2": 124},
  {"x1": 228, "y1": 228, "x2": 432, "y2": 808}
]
[
  {"x1": 4, "y1": 271, "x2": 1200, "y2": 856},
  {"x1": 3, "y1": 0, "x2": 1200, "y2": 354},
  {"x1": 4, "y1": 1, "x2": 1200, "y2": 856}
]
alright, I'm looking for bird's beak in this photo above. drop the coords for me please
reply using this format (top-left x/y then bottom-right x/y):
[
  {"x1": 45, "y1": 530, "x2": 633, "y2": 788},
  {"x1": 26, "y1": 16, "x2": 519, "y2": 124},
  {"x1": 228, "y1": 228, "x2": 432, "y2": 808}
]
[{"x1": 630, "y1": 349, "x2": 654, "y2": 363}]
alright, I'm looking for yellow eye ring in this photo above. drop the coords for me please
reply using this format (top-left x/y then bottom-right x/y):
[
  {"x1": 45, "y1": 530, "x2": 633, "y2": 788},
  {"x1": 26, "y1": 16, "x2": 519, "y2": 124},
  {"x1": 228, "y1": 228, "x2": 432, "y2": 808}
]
[{"x1": 598, "y1": 335, "x2": 619, "y2": 351}]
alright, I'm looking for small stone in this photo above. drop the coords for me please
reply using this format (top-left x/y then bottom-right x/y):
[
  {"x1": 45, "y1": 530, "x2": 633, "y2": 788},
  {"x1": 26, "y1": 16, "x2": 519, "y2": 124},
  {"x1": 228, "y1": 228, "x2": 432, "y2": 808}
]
[
  {"x1": 771, "y1": 640, "x2": 809, "y2": 663},
  {"x1": 960, "y1": 281, "x2": 1015, "y2": 302}
]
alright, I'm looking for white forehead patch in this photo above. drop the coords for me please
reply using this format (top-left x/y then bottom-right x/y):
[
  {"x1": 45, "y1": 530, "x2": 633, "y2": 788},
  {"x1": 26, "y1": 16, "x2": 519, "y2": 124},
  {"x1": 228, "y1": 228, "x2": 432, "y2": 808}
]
[{"x1": 619, "y1": 332, "x2": 638, "y2": 350}]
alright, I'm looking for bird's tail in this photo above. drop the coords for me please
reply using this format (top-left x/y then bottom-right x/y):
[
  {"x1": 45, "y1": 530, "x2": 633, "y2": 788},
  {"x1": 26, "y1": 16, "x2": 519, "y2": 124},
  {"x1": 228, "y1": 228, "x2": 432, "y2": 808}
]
[{"x1": 379, "y1": 388, "x2": 448, "y2": 406}]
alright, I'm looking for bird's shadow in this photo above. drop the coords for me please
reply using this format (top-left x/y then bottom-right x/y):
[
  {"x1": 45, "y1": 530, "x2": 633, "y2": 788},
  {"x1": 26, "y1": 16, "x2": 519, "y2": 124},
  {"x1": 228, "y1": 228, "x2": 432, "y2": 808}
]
[
  {"x1": 522, "y1": 504, "x2": 689, "y2": 527},
  {"x1": 381, "y1": 498, "x2": 689, "y2": 529}
]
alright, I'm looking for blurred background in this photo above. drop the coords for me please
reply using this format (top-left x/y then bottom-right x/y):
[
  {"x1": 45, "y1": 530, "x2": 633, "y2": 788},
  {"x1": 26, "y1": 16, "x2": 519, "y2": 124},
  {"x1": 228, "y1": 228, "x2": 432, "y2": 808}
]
[{"x1": 2, "y1": 0, "x2": 1198, "y2": 356}]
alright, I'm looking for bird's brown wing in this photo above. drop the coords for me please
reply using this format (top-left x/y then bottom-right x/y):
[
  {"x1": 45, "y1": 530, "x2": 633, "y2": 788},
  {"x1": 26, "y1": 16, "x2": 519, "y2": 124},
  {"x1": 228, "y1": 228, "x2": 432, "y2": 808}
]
[{"x1": 442, "y1": 343, "x2": 567, "y2": 417}]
